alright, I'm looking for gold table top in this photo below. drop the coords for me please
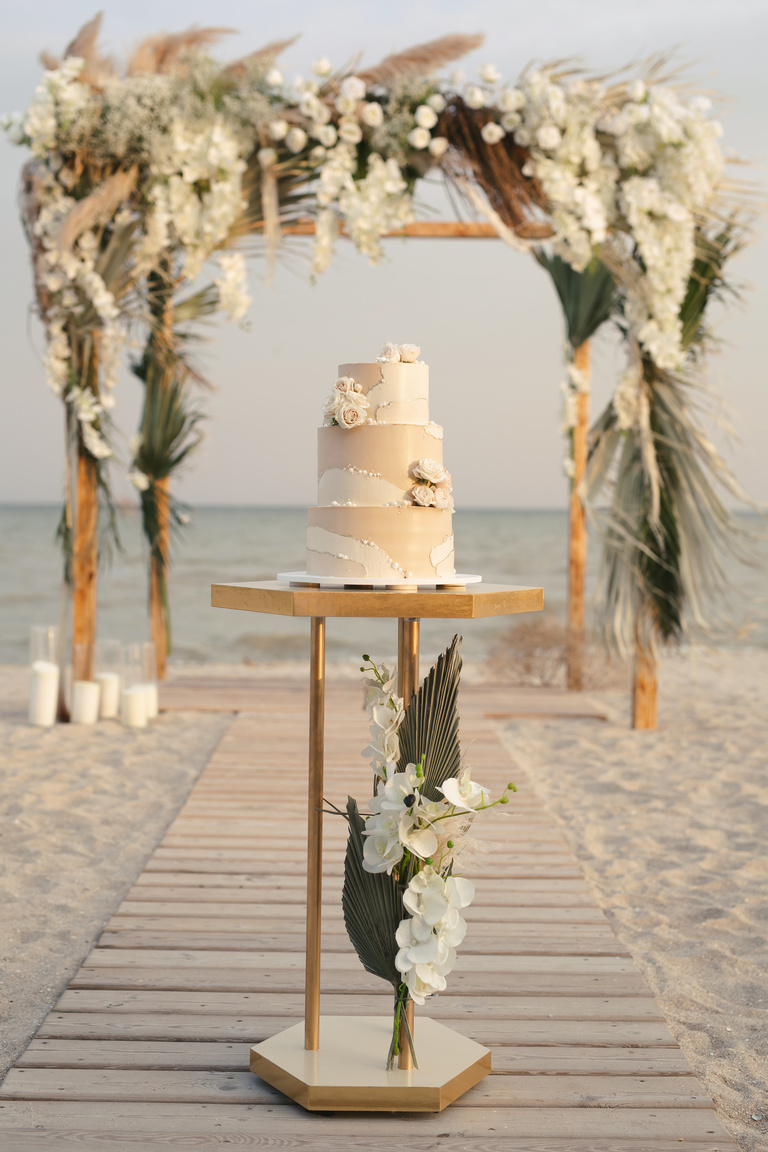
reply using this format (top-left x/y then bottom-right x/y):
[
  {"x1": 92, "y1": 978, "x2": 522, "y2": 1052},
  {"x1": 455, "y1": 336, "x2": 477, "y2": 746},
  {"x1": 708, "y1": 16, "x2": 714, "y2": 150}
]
[{"x1": 211, "y1": 580, "x2": 543, "y2": 619}]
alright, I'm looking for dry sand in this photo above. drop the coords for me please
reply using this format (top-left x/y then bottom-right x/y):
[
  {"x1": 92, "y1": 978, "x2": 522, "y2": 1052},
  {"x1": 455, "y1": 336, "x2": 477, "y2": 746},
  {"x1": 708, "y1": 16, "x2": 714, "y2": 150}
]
[
  {"x1": 499, "y1": 646, "x2": 768, "y2": 1152},
  {"x1": 0, "y1": 665, "x2": 230, "y2": 1079}
]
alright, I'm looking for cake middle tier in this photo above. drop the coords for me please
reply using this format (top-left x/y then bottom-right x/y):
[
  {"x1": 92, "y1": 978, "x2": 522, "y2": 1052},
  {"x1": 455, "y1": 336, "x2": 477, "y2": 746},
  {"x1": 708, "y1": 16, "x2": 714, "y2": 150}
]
[
  {"x1": 307, "y1": 506, "x2": 455, "y2": 581},
  {"x1": 317, "y1": 423, "x2": 444, "y2": 506}
]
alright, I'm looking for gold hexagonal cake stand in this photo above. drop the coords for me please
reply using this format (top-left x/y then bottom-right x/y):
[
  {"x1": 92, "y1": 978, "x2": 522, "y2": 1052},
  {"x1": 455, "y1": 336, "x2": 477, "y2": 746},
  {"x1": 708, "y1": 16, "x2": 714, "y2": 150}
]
[{"x1": 211, "y1": 579, "x2": 543, "y2": 1111}]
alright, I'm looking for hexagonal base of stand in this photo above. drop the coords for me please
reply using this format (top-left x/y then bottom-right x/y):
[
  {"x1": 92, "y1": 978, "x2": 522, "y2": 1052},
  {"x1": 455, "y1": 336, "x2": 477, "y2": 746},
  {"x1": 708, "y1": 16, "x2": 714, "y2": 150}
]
[{"x1": 250, "y1": 1016, "x2": 491, "y2": 1112}]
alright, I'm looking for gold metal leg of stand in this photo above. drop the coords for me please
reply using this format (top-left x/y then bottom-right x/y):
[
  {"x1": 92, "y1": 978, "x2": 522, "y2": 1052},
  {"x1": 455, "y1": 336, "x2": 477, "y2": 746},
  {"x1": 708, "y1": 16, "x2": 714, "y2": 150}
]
[
  {"x1": 397, "y1": 616, "x2": 420, "y2": 1071},
  {"x1": 305, "y1": 616, "x2": 325, "y2": 1051}
]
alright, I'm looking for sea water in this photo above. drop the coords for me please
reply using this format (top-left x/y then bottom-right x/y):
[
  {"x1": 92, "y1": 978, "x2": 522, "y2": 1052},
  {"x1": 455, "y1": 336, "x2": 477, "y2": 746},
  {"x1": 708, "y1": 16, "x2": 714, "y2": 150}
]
[{"x1": 0, "y1": 505, "x2": 765, "y2": 666}]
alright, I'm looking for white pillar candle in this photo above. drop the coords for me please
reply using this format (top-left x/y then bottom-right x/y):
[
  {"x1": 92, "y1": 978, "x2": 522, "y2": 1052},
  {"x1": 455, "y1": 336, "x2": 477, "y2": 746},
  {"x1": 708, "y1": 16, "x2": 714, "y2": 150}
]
[
  {"x1": 143, "y1": 682, "x2": 159, "y2": 720},
  {"x1": 29, "y1": 660, "x2": 59, "y2": 727},
  {"x1": 95, "y1": 671, "x2": 120, "y2": 718},
  {"x1": 121, "y1": 684, "x2": 147, "y2": 728},
  {"x1": 71, "y1": 680, "x2": 101, "y2": 725}
]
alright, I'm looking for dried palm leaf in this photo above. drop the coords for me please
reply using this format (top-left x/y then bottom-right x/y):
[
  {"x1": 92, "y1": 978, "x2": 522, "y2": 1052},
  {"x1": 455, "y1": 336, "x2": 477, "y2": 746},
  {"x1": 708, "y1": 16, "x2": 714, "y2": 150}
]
[
  {"x1": 439, "y1": 97, "x2": 547, "y2": 234},
  {"x1": 56, "y1": 166, "x2": 138, "y2": 253},
  {"x1": 397, "y1": 635, "x2": 463, "y2": 802},
  {"x1": 535, "y1": 251, "x2": 618, "y2": 350},
  {"x1": 61, "y1": 13, "x2": 117, "y2": 87},
  {"x1": 226, "y1": 35, "x2": 300, "y2": 77},
  {"x1": 358, "y1": 33, "x2": 484, "y2": 86},
  {"x1": 342, "y1": 795, "x2": 402, "y2": 990},
  {"x1": 127, "y1": 27, "x2": 234, "y2": 76}
]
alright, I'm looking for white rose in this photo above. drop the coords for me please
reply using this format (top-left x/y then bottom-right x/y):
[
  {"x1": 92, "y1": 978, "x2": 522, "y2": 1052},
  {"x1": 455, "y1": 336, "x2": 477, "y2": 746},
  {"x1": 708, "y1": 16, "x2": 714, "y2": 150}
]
[
  {"x1": 407, "y1": 126, "x2": 431, "y2": 150},
  {"x1": 464, "y1": 85, "x2": 485, "y2": 109},
  {"x1": 269, "y1": 119, "x2": 289, "y2": 141},
  {"x1": 481, "y1": 121, "x2": 505, "y2": 145},
  {"x1": 433, "y1": 487, "x2": 453, "y2": 509},
  {"x1": 258, "y1": 146, "x2": 277, "y2": 167},
  {"x1": 411, "y1": 483, "x2": 436, "y2": 507},
  {"x1": 427, "y1": 93, "x2": 446, "y2": 113},
  {"x1": 266, "y1": 68, "x2": 283, "y2": 86},
  {"x1": 428, "y1": 136, "x2": 449, "y2": 159},
  {"x1": 398, "y1": 343, "x2": 420, "y2": 363},
  {"x1": 335, "y1": 94, "x2": 357, "y2": 115},
  {"x1": 341, "y1": 75, "x2": 366, "y2": 101},
  {"x1": 285, "y1": 127, "x2": 307, "y2": 153},
  {"x1": 322, "y1": 392, "x2": 341, "y2": 423},
  {"x1": 412, "y1": 458, "x2": 447, "y2": 485},
  {"x1": 336, "y1": 400, "x2": 368, "y2": 428},
  {"x1": 536, "y1": 123, "x2": 562, "y2": 150},
  {"x1": 338, "y1": 118, "x2": 363, "y2": 144},
  {"x1": 377, "y1": 342, "x2": 401, "y2": 363},
  {"x1": 333, "y1": 375, "x2": 362, "y2": 395},
  {"x1": 478, "y1": 63, "x2": 501, "y2": 84},
  {"x1": 500, "y1": 112, "x2": 521, "y2": 132},
  {"x1": 499, "y1": 87, "x2": 525, "y2": 113},
  {"x1": 414, "y1": 105, "x2": 438, "y2": 130},
  {"x1": 318, "y1": 124, "x2": 337, "y2": 147},
  {"x1": 129, "y1": 469, "x2": 150, "y2": 492},
  {"x1": 309, "y1": 145, "x2": 326, "y2": 164},
  {"x1": 361, "y1": 101, "x2": 384, "y2": 127},
  {"x1": 313, "y1": 56, "x2": 332, "y2": 77}
]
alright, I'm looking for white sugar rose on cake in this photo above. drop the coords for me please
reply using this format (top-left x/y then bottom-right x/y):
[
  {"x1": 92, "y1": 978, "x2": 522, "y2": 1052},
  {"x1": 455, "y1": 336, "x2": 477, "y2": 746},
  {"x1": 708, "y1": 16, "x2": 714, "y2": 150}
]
[{"x1": 306, "y1": 343, "x2": 457, "y2": 582}]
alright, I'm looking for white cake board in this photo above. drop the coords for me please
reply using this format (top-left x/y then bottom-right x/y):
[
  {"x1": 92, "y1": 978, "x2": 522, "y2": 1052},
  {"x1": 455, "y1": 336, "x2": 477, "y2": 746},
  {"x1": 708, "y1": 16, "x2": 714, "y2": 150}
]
[{"x1": 277, "y1": 571, "x2": 482, "y2": 588}]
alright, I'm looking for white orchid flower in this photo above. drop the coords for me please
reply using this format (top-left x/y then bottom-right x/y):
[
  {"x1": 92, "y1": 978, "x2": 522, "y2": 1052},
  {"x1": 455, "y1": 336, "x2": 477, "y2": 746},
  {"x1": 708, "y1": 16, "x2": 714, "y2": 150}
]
[{"x1": 438, "y1": 767, "x2": 491, "y2": 812}]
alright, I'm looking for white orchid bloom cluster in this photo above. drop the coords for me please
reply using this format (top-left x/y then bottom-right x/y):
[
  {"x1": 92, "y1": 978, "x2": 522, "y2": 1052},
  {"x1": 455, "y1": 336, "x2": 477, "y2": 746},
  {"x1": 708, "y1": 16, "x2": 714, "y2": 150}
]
[
  {"x1": 360, "y1": 656, "x2": 403, "y2": 777},
  {"x1": 395, "y1": 868, "x2": 474, "y2": 1004},
  {"x1": 322, "y1": 374, "x2": 371, "y2": 430}
]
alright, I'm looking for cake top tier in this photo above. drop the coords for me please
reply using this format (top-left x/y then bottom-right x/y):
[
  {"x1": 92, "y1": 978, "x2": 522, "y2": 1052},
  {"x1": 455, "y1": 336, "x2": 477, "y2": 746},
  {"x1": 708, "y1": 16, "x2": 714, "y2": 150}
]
[{"x1": 322, "y1": 343, "x2": 430, "y2": 428}]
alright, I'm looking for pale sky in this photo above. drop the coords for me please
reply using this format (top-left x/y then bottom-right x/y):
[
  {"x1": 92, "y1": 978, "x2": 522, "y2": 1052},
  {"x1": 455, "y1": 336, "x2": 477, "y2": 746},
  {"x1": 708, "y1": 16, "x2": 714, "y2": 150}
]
[{"x1": 1, "y1": 0, "x2": 765, "y2": 509}]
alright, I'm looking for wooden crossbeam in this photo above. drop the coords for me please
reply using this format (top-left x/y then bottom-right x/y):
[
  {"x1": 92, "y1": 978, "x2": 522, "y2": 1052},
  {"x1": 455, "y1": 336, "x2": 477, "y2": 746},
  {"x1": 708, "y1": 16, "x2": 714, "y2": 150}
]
[{"x1": 279, "y1": 219, "x2": 551, "y2": 240}]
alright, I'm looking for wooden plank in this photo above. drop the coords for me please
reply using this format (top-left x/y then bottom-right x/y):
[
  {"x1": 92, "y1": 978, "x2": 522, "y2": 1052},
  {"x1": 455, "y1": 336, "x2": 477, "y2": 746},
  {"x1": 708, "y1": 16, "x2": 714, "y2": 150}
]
[
  {"x1": 0, "y1": 1101, "x2": 740, "y2": 1142},
  {"x1": 0, "y1": 1135, "x2": 740, "y2": 1152},
  {"x1": 116, "y1": 900, "x2": 608, "y2": 923},
  {"x1": 38, "y1": 1014, "x2": 678, "y2": 1047},
  {"x1": 96, "y1": 930, "x2": 630, "y2": 956},
  {"x1": 80, "y1": 949, "x2": 638, "y2": 974},
  {"x1": 68, "y1": 967, "x2": 649, "y2": 996},
  {"x1": 17, "y1": 1040, "x2": 693, "y2": 1075},
  {"x1": 0, "y1": 1067, "x2": 713, "y2": 1108}
]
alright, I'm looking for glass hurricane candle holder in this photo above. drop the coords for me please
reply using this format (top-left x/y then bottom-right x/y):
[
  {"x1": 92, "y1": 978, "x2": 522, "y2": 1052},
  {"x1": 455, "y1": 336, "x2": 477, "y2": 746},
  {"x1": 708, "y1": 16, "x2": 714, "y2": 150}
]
[
  {"x1": 141, "y1": 640, "x2": 159, "y2": 720},
  {"x1": 29, "y1": 625, "x2": 59, "y2": 728},
  {"x1": 95, "y1": 638, "x2": 121, "y2": 719},
  {"x1": 120, "y1": 643, "x2": 147, "y2": 729},
  {"x1": 71, "y1": 642, "x2": 100, "y2": 725}
]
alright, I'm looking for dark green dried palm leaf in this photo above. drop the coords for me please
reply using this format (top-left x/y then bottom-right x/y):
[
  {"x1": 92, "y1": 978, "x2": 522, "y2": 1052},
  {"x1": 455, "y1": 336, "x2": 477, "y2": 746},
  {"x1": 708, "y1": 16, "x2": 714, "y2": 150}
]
[
  {"x1": 341, "y1": 796, "x2": 401, "y2": 989},
  {"x1": 397, "y1": 635, "x2": 462, "y2": 801},
  {"x1": 535, "y1": 250, "x2": 618, "y2": 350}
]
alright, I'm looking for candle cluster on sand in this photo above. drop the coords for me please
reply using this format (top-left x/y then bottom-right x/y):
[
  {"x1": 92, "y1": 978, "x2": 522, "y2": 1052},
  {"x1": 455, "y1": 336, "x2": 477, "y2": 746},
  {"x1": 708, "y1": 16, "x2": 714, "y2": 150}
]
[{"x1": 27, "y1": 630, "x2": 161, "y2": 729}]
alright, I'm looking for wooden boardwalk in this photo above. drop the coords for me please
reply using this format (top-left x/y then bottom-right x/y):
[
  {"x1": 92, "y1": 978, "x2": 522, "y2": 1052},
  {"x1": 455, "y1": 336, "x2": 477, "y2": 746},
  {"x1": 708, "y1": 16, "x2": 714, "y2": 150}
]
[{"x1": 0, "y1": 682, "x2": 737, "y2": 1150}]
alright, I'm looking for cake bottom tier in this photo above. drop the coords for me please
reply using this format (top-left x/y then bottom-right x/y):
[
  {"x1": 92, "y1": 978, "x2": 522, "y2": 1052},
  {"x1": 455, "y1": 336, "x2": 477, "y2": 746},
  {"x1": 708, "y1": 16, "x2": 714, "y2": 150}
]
[{"x1": 307, "y1": 506, "x2": 454, "y2": 581}]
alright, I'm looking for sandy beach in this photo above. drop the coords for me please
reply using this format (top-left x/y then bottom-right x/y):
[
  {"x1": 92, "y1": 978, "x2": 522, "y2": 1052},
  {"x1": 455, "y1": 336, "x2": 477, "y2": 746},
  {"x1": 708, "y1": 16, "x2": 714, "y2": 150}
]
[
  {"x1": 500, "y1": 646, "x2": 768, "y2": 1152},
  {"x1": 0, "y1": 665, "x2": 229, "y2": 1080},
  {"x1": 1, "y1": 648, "x2": 767, "y2": 1150}
]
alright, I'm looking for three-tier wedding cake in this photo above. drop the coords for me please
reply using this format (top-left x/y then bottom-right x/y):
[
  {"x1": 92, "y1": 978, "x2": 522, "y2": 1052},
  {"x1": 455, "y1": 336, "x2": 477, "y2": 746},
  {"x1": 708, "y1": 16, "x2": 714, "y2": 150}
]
[{"x1": 305, "y1": 343, "x2": 456, "y2": 583}]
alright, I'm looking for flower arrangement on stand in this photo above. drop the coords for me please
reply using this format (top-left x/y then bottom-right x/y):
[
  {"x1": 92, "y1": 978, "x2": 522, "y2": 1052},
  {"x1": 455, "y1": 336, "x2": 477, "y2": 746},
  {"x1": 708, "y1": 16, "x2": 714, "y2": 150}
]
[{"x1": 339, "y1": 637, "x2": 515, "y2": 1067}]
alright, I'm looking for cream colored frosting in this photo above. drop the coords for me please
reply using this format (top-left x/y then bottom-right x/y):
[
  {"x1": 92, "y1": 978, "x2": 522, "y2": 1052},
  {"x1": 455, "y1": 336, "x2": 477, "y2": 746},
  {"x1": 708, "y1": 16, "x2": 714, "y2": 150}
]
[
  {"x1": 318, "y1": 425, "x2": 444, "y2": 505},
  {"x1": 307, "y1": 506, "x2": 455, "y2": 580},
  {"x1": 338, "y1": 362, "x2": 429, "y2": 425}
]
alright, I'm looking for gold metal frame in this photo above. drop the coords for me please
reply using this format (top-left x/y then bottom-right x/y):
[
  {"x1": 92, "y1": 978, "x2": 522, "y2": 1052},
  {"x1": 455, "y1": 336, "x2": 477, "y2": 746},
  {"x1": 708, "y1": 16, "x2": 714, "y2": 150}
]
[{"x1": 212, "y1": 579, "x2": 543, "y2": 1111}]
